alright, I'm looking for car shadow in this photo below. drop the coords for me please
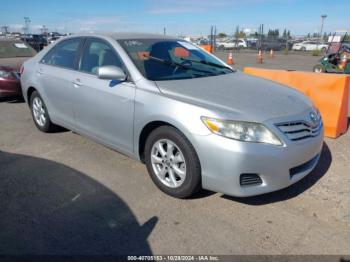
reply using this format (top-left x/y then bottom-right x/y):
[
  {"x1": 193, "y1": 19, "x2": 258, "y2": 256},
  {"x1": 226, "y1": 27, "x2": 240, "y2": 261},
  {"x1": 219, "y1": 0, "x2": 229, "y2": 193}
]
[
  {"x1": 189, "y1": 189, "x2": 216, "y2": 200},
  {"x1": 0, "y1": 150, "x2": 157, "y2": 255},
  {"x1": 0, "y1": 96, "x2": 25, "y2": 103},
  {"x1": 221, "y1": 142, "x2": 332, "y2": 205}
]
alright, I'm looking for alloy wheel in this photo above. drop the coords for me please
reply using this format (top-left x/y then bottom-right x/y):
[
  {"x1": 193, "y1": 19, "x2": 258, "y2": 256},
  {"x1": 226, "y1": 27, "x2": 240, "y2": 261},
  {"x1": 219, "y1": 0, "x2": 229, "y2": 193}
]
[
  {"x1": 150, "y1": 139, "x2": 187, "y2": 188},
  {"x1": 32, "y1": 97, "x2": 46, "y2": 127}
]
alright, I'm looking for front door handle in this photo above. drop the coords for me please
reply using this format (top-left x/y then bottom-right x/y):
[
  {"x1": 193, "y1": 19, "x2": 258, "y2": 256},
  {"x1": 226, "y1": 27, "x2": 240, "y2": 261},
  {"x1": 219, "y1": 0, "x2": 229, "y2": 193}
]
[
  {"x1": 36, "y1": 68, "x2": 43, "y2": 76},
  {"x1": 72, "y1": 78, "x2": 82, "y2": 88}
]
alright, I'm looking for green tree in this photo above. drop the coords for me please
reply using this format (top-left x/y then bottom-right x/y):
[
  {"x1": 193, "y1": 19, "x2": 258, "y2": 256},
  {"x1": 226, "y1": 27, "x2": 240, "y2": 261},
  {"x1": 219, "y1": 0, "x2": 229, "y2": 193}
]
[
  {"x1": 323, "y1": 32, "x2": 328, "y2": 42},
  {"x1": 282, "y1": 29, "x2": 287, "y2": 39},
  {"x1": 267, "y1": 28, "x2": 279, "y2": 39}
]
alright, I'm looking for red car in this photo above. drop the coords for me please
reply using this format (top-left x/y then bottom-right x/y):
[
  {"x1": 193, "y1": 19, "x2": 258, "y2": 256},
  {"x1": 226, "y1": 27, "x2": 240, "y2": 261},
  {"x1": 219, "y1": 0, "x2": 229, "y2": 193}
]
[{"x1": 0, "y1": 39, "x2": 36, "y2": 98}]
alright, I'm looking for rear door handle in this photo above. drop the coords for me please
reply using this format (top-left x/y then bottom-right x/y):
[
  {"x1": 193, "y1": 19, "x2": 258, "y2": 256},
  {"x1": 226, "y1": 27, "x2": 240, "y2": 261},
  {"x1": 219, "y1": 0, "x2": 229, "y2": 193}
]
[{"x1": 72, "y1": 78, "x2": 82, "y2": 88}]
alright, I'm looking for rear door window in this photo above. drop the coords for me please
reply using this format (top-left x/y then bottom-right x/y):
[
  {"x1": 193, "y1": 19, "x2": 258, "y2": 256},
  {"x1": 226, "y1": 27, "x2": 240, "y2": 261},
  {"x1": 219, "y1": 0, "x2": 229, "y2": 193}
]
[{"x1": 41, "y1": 38, "x2": 81, "y2": 70}]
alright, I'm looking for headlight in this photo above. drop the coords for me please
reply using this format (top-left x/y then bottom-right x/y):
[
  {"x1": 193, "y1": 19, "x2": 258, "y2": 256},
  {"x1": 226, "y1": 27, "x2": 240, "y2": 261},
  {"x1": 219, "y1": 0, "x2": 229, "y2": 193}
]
[
  {"x1": 0, "y1": 70, "x2": 14, "y2": 79},
  {"x1": 201, "y1": 117, "x2": 283, "y2": 146}
]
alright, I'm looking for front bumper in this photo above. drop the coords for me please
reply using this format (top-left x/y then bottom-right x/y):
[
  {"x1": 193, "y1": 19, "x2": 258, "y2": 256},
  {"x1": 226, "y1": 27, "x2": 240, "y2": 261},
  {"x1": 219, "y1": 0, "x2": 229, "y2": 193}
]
[
  {"x1": 0, "y1": 78, "x2": 22, "y2": 98},
  {"x1": 192, "y1": 129, "x2": 324, "y2": 197}
]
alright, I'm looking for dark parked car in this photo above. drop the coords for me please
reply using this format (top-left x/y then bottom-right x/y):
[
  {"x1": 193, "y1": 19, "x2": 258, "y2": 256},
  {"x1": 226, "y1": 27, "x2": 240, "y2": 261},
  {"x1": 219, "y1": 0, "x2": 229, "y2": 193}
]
[
  {"x1": 258, "y1": 39, "x2": 284, "y2": 51},
  {"x1": 253, "y1": 38, "x2": 293, "y2": 51},
  {"x1": 21, "y1": 34, "x2": 48, "y2": 51},
  {"x1": 0, "y1": 39, "x2": 36, "y2": 98}
]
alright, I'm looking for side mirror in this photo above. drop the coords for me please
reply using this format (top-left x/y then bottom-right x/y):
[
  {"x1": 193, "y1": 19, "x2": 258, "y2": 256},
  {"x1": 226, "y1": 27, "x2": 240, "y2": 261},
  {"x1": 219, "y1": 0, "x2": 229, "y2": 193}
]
[{"x1": 98, "y1": 65, "x2": 127, "y2": 81}]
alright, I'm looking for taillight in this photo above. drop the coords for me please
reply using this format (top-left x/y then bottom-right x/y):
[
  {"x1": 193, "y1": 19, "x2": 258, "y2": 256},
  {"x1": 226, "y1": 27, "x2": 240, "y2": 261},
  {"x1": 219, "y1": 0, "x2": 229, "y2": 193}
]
[{"x1": 20, "y1": 65, "x2": 24, "y2": 74}]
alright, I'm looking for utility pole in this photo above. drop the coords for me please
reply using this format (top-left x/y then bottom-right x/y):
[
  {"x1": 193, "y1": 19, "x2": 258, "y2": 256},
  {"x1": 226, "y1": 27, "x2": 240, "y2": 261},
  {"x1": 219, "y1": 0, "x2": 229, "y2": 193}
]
[
  {"x1": 320, "y1": 14, "x2": 327, "y2": 41},
  {"x1": 1, "y1": 25, "x2": 9, "y2": 35},
  {"x1": 23, "y1": 17, "x2": 31, "y2": 40},
  {"x1": 317, "y1": 14, "x2": 327, "y2": 50},
  {"x1": 258, "y1": 24, "x2": 264, "y2": 50},
  {"x1": 213, "y1": 25, "x2": 217, "y2": 52},
  {"x1": 40, "y1": 25, "x2": 48, "y2": 35},
  {"x1": 163, "y1": 27, "x2": 166, "y2": 36}
]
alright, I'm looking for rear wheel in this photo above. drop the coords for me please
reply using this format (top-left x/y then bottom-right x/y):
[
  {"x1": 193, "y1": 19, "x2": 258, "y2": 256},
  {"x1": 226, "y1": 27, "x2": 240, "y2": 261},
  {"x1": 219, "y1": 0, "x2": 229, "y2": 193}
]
[
  {"x1": 313, "y1": 64, "x2": 325, "y2": 73},
  {"x1": 144, "y1": 126, "x2": 201, "y2": 198},
  {"x1": 30, "y1": 91, "x2": 57, "y2": 132},
  {"x1": 301, "y1": 47, "x2": 306, "y2": 51}
]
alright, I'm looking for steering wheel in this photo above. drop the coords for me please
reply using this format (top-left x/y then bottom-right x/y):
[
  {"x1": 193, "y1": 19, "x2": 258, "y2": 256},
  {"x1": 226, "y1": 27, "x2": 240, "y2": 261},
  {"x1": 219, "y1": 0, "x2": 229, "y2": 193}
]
[{"x1": 172, "y1": 60, "x2": 192, "y2": 74}]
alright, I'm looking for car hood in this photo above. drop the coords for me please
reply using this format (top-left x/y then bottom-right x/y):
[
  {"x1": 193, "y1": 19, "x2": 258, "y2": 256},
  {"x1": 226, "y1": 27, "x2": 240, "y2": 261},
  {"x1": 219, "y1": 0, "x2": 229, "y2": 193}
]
[
  {"x1": 0, "y1": 57, "x2": 30, "y2": 71},
  {"x1": 155, "y1": 72, "x2": 312, "y2": 122}
]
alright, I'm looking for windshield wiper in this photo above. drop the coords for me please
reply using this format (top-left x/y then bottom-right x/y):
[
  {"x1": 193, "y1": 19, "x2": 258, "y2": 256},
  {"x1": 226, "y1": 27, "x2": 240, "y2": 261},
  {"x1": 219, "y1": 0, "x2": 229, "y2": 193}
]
[
  {"x1": 147, "y1": 55, "x2": 188, "y2": 69},
  {"x1": 147, "y1": 55, "x2": 216, "y2": 75},
  {"x1": 180, "y1": 58, "x2": 234, "y2": 71}
]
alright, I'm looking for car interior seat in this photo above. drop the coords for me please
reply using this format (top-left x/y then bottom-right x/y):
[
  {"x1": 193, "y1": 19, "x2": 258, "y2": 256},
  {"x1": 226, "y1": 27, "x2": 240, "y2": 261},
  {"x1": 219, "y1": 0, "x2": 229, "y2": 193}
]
[{"x1": 144, "y1": 42, "x2": 173, "y2": 80}]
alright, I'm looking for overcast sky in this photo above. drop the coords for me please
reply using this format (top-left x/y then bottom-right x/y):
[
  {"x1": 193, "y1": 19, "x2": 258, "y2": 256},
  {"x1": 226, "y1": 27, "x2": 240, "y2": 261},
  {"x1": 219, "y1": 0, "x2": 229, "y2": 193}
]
[{"x1": 1, "y1": 0, "x2": 349, "y2": 36}]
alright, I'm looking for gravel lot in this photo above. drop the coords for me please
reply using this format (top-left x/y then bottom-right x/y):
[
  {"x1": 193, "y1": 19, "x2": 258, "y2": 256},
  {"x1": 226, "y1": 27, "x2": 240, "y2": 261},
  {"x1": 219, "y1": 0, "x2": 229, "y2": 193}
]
[
  {"x1": 0, "y1": 52, "x2": 349, "y2": 256},
  {"x1": 215, "y1": 50, "x2": 321, "y2": 72}
]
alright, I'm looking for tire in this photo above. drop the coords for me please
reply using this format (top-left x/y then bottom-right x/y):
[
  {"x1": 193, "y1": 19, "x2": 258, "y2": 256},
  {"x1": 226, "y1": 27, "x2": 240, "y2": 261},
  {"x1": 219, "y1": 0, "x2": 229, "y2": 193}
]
[
  {"x1": 301, "y1": 47, "x2": 306, "y2": 51},
  {"x1": 144, "y1": 126, "x2": 201, "y2": 198},
  {"x1": 30, "y1": 91, "x2": 57, "y2": 132},
  {"x1": 313, "y1": 64, "x2": 325, "y2": 73}
]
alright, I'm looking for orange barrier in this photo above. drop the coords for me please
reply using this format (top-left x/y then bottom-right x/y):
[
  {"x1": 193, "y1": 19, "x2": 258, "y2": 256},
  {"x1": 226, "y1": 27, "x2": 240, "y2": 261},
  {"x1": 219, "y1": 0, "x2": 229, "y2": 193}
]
[
  {"x1": 244, "y1": 67, "x2": 350, "y2": 138},
  {"x1": 199, "y1": 44, "x2": 213, "y2": 53}
]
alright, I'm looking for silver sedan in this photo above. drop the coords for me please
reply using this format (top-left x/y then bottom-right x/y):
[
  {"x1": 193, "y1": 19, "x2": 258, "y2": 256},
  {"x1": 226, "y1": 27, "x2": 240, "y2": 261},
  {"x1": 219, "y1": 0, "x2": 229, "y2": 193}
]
[{"x1": 20, "y1": 33, "x2": 324, "y2": 198}]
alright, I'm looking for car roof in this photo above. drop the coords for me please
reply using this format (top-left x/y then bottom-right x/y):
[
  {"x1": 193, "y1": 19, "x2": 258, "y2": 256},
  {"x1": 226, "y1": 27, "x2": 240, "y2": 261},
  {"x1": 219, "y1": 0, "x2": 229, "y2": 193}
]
[{"x1": 71, "y1": 32, "x2": 178, "y2": 40}]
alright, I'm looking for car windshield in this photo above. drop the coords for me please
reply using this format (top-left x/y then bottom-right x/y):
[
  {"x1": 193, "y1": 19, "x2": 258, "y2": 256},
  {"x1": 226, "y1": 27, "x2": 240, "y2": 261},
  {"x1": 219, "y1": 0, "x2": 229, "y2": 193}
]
[
  {"x1": 118, "y1": 38, "x2": 234, "y2": 81},
  {"x1": 0, "y1": 40, "x2": 37, "y2": 58}
]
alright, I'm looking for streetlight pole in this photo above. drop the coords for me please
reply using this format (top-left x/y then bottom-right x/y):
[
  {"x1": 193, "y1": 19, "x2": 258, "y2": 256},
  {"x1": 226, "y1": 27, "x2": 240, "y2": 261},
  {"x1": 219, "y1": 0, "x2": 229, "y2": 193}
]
[
  {"x1": 320, "y1": 14, "x2": 327, "y2": 42},
  {"x1": 23, "y1": 17, "x2": 31, "y2": 41}
]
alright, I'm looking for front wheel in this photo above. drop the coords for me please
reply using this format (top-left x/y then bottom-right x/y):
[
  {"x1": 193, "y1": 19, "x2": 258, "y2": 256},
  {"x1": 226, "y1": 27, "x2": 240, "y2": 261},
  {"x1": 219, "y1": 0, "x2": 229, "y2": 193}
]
[
  {"x1": 144, "y1": 126, "x2": 201, "y2": 198},
  {"x1": 313, "y1": 64, "x2": 325, "y2": 73}
]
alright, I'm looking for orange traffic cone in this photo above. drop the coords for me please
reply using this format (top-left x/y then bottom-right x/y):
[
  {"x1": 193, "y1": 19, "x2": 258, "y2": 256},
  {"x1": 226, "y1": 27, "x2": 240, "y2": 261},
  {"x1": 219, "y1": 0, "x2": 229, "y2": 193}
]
[
  {"x1": 339, "y1": 53, "x2": 348, "y2": 69},
  {"x1": 257, "y1": 50, "x2": 263, "y2": 64},
  {"x1": 269, "y1": 49, "x2": 274, "y2": 58},
  {"x1": 226, "y1": 52, "x2": 234, "y2": 65}
]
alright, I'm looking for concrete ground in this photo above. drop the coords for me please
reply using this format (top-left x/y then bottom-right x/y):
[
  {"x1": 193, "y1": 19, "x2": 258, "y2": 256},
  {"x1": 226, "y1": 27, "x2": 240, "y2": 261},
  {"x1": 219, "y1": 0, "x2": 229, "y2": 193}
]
[{"x1": 1, "y1": 52, "x2": 350, "y2": 256}]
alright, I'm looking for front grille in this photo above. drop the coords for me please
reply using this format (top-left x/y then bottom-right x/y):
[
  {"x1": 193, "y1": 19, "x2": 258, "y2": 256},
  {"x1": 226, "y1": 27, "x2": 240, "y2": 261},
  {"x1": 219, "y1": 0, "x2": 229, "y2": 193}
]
[
  {"x1": 290, "y1": 154, "x2": 319, "y2": 178},
  {"x1": 240, "y1": 174, "x2": 262, "y2": 187},
  {"x1": 275, "y1": 120, "x2": 323, "y2": 141}
]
